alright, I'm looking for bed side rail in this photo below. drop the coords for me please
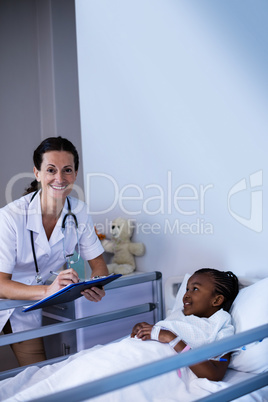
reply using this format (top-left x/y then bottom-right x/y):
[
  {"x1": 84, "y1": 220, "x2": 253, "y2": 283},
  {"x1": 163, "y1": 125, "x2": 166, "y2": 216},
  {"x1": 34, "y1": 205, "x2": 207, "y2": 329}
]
[
  {"x1": 28, "y1": 323, "x2": 268, "y2": 402},
  {"x1": 0, "y1": 271, "x2": 163, "y2": 311},
  {"x1": 0, "y1": 271, "x2": 163, "y2": 377},
  {"x1": 0, "y1": 303, "x2": 156, "y2": 347},
  {"x1": 0, "y1": 271, "x2": 163, "y2": 347}
]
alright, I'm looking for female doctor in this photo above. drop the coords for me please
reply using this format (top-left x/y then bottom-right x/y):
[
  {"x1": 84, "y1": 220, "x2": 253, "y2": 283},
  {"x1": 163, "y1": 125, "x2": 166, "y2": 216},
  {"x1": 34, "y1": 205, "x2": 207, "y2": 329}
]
[{"x1": 0, "y1": 136, "x2": 108, "y2": 367}]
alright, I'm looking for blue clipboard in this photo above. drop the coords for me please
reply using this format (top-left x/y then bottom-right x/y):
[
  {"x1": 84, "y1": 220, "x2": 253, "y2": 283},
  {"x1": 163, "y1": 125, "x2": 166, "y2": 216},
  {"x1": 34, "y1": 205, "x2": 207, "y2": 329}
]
[{"x1": 23, "y1": 274, "x2": 122, "y2": 312}]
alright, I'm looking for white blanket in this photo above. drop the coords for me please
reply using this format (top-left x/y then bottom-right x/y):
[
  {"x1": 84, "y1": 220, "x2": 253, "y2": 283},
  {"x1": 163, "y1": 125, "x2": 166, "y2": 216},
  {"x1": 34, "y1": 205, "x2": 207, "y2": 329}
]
[
  {"x1": 0, "y1": 310, "x2": 258, "y2": 402},
  {"x1": 0, "y1": 338, "x2": 227, "y2": 402}
]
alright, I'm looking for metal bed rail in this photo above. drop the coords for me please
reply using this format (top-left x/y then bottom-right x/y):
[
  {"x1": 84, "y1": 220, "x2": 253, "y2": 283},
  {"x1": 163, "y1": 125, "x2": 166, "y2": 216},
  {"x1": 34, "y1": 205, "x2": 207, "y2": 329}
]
[
  {"x1": 26, "y1": 323, "x2": 268, "y2": 402},
  {"x1": 0, "y1": 271, "x2": 163, "y2": 311},
  {"x1": 0, "y1": 303, "x2": 156, "y2": 347},
  {"x1": 0, "y1": 271, "x2": 163, "y2": 347},
  {"x1": 0, "y1": 271, "x2": 163, "y2": 378}
]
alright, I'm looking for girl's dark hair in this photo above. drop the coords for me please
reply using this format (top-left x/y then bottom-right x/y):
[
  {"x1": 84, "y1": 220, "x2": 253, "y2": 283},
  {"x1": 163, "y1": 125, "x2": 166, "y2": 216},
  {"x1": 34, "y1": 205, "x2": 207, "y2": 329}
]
[
  {"x1": 24, "y1": 136, "x2": 79, "y2": 195},
  {"x1": 195, "y1": 268, "x2": 239, "y2": 312}
]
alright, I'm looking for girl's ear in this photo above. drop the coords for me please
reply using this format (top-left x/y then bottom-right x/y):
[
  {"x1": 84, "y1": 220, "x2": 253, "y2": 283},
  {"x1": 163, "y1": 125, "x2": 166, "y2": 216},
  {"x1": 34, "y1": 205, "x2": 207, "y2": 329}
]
[{"x1": 213, "y1": 294, "x2": 224, "y2": 307}]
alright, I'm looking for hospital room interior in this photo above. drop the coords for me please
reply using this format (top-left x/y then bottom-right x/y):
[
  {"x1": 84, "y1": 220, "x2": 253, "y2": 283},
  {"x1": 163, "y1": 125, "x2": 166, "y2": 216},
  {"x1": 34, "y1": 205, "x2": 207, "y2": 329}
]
[{"x1": 0, "y1": 0, "x2": 267, "y2": 401}]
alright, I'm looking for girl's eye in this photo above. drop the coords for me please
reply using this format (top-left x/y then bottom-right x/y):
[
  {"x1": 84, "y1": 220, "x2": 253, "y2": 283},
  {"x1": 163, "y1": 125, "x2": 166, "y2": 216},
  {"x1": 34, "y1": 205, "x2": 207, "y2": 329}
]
[{"x1": 185, "y1": 286, "x2": 199, "y2": 292}]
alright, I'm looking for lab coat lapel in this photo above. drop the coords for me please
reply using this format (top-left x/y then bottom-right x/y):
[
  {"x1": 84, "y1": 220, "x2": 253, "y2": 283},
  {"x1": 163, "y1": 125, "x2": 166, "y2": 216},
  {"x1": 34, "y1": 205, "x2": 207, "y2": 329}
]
[
  {"x1": 49, "y1": 221, "x2": 64, "y2": 248},
  {"x1": 26, "y1": 191, "x2": 51, "y2": 255},
  {"x1": 48, "y1": 198, "x2": 68, "y2": 248},
  {"x1": 26, "y1": 191, "x2": 43, "y2": 235},
  {"x1": 26, "y1": 192, "x2": 68, "y2": 251}
]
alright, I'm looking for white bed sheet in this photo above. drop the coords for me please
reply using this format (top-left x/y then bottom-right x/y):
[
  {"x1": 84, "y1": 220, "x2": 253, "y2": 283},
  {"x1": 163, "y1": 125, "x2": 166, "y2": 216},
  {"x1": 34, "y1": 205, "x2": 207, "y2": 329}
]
[{"x1": 0, "y1": 336, "x2": 267, "y2": 402}]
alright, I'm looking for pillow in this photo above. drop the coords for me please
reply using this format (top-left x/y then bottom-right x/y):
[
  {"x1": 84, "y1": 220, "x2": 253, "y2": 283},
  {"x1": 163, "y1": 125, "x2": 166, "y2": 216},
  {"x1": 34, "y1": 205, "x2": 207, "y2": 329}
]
[
  {"x1": 171, "y1": 273, "x2": 190, "y2": 312},
  {"x1": 229, "y1": 277, "x2": 268, "y2": 373}
]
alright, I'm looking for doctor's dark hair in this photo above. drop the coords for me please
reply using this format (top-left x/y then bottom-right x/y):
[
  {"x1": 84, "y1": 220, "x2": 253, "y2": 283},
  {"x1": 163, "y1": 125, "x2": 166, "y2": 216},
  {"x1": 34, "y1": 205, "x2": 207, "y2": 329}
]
[
  {"x1": 24, "y1": 136, "x2": 79, "y2": 195},
  {"x1": 194, "y1": 268, "x2": 239, "y2": 312}
]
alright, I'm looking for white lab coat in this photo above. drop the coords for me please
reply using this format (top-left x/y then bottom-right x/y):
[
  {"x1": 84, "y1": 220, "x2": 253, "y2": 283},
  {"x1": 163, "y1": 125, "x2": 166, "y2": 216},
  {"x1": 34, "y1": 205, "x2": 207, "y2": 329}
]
[{"x1": 0, "y1": 191, "x2": 104, "y2": 333}]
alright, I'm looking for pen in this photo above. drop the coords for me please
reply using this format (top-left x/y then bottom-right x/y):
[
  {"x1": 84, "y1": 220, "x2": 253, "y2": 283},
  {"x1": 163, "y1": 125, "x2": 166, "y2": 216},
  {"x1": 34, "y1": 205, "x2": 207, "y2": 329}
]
[
  {"x1": 50, "y1": 271, "x2": 59, "y2": 276},
  {"x1": 50, "y1": 270, "x2": 81, "y2": 282}
]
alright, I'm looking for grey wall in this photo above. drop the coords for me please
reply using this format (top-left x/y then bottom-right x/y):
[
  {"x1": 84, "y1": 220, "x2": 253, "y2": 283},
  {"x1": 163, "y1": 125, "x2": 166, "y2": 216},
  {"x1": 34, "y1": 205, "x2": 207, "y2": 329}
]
[{"x1": 0, "y1": 0, "x2": 83, "y2": 207}]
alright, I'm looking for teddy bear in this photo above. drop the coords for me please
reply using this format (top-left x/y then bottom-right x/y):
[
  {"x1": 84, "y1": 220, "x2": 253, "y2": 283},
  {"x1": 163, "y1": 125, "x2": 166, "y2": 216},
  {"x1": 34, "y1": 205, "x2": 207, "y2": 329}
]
[{"x1": 101, "y1": 217, "x2": 145, "y2": 275}]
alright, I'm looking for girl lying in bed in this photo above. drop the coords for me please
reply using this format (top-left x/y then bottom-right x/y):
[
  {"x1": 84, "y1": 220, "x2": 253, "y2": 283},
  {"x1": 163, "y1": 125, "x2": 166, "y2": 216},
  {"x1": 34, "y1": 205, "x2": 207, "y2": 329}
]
[
  {"x1": 131, "y1": 268, "x2": 239, "y2": 382},
  {"x1": 0, "y1": 268, "x2": 239, "y2": 402}
]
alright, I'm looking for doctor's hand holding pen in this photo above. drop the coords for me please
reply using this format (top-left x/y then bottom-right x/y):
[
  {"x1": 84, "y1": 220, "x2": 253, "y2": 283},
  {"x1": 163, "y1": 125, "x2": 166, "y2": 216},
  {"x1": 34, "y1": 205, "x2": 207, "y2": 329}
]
[
  {"x1": 48, "y1": 267, "x2": 79, "y2": 290},
  {"x1": 49, "y1": 268, "x2": 106, "y2": 303}
]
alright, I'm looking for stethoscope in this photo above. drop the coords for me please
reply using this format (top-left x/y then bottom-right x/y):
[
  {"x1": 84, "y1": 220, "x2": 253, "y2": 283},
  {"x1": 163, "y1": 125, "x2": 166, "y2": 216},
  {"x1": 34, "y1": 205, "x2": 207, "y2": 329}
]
[{"x1": 30, "y1": 191, "x2": 80, "y2": 283}]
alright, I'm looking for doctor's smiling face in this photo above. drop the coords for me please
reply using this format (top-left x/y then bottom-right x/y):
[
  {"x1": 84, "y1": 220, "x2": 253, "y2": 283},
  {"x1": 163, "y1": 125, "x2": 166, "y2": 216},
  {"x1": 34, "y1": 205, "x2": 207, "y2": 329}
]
[{"x1": 34, "y1": 150, "x2": 78, "y2": 205}]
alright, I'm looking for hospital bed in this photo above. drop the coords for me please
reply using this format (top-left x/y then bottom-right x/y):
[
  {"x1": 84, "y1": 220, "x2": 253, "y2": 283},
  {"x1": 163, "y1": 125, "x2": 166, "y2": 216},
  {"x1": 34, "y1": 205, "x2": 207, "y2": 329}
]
[{"x1": 0, "y1": 271, "x2": 267, "y2": 401}]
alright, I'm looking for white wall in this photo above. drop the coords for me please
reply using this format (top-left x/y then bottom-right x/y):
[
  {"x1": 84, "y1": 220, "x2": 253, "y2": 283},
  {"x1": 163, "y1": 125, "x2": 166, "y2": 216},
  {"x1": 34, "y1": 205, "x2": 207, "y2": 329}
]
[{"x1": 75, "y1": 0, "x2": 268, "y2": 283}]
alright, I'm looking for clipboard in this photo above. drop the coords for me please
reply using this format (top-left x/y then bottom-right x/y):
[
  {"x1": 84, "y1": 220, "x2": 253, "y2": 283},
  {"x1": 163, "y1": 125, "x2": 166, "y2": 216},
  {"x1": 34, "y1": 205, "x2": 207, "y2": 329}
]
[{"x1": 23, "y1": 274, "x2": 122, "y2": 312}]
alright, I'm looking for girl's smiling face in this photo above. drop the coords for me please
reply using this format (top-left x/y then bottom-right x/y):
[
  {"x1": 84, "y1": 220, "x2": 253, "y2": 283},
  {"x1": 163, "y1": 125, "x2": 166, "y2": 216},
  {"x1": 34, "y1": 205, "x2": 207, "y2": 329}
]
[{"x1": 183, "y1": 273, "x2": 224, "y2": 318}]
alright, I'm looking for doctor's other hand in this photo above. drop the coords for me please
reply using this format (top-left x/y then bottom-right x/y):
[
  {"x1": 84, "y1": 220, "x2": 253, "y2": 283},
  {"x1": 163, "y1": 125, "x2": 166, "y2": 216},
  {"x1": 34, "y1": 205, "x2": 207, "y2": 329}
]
[
  {"x1": 46, "y1": 268, "x2": 79, "y2": 297},
  {"x1": 81, "y1": 286, "x2": 106, "y2": 302}
]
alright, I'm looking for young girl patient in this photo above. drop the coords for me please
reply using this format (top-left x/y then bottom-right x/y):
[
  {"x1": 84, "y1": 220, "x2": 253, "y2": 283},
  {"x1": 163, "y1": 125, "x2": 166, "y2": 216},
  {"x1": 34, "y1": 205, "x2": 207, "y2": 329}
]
[
  {"x1": 0, "y1": 268, "x2": 239, "y2": 402},
  {"x1": 131, "y1": 268, "x2": 239, "y2": 381}
]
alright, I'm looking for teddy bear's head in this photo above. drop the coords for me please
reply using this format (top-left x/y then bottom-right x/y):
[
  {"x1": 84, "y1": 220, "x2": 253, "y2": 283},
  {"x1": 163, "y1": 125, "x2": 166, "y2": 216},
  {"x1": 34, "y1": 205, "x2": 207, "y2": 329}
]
[
  {"x1": 110, "y1": 217, "x2": 134, "y2": 241},
  {"x1": 101, "y1": 217, "x2": 145, "y2": 275}
]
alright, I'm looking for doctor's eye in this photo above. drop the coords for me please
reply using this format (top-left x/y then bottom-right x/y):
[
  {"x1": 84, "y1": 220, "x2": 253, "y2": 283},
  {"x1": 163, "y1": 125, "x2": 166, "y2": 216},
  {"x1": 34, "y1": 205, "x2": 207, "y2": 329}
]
[
  {"x1": 47, "y1": 168, "x2": 56, "y2": 174},
  {"x1": 64, "y1": 168, "x2": 74, "y2": 174}
]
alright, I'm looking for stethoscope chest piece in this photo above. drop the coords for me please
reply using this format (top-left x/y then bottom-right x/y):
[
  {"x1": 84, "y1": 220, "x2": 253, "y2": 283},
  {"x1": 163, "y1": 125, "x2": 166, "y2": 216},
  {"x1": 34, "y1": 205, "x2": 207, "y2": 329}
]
[{"x1": 35, "y1": 272, "x2": 43, "y2": 284}]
